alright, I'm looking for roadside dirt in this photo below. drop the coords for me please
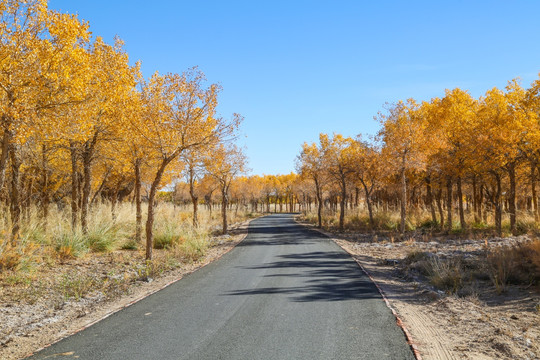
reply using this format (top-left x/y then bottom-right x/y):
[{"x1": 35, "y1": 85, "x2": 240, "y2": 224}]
[
  {"x1": 329, "y1": 232, "x2": 540, "y2": 360},
  {"x1": 0, "y1": 220, "x2": 252, "y2": 360}
]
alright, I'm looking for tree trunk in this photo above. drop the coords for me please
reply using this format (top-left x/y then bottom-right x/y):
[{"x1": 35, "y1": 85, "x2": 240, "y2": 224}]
[
  {"x1": 472, "y1": 176, "x2": 479, "y2": 223},
  {"x1": 361, "y1": 181, "x2": 374, "y2": 229},
  {"x1": 532, "y1": 163, "x2": 538, "y2": 221},
  {"x1": 481, "y1": 185, "x2": 487, "y2": 223},
  {"x1": 339, "y1": 176, "x2": 346, "y2": 232},
  {"x1": 77, "y1": 170, "x2": 83, "y2": 209},
  {"x1": 9, "y1": 146, "x2": 21, "y2": 245},
  {"x1": 70, "y1": 142, "x2": 79, "y2": 231},
  {"x1": 400, "y1": 167, "x2": 407, "y2": 234},
  {"x1": 315, "y1": 177, "x2": 323, "y2": 228},
  {"x1": 425, "y1": 176, "x2": 437, "y2": 224},
  {"x1": 81, "y1": 143, "x2": 93, "y2": 234},
  {"x1": 446, "y1": 176, "x2": 453, "y2": 231},
  {"x1": 494, "y1": 174, "x2": 502, "y2": 237},
  {"x1": 134, "y1": 158, "x2": 142, "y2": 244},
  {"x1": 24, "y1": 176, "x2": 32, "y2": 224},
  {"x1": 507, "y1": 163, "x2": 517, "y2": 235},
  {"x1": 90, "y1": 168, "x2": 110, "y2": 207},
  {"x1": 189, "y1": 167, "x2": 199, "y2": 227},
  {"x1": 457, "y1": 176, "x2": 466, "y2": 229},
  {"x1": 146, "y1": 159, "x2": 171, "y2": 260},
  {"x1": 221, "y1": 185, "x2": 229, "y2": 234},
  {"x1": 41, "y1": 145, "x2": 50, "y2": 230},
  {"x1": 0, "y1": 128, "x2": 12, "y2": 193},
  {"x1": 436, "y1": 179, "x2": 444, "y2": 229}
]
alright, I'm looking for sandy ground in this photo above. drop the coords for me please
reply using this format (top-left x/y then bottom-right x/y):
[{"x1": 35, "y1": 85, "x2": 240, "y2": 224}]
[
  {"x1": 309, "y1": 224, "x2": 540, "y2": 360},
  {"x1": 0, "y1": 219, "x2": 253, "y2": 360}
]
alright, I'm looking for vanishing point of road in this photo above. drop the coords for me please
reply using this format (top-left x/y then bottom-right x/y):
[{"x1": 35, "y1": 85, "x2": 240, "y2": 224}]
[{"x1": 29, "y1": 214, "x2": 415, "y2": 360}]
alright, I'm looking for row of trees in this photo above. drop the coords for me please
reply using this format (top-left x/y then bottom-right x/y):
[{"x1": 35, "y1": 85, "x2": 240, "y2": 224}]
[
  {"x1": 145, "y1": 75, "x2": 540, "y2": 240},
  {"x1": 296, "y1": 79, "x2": 540, "y2": 236},
  {"x1": 173, "y1": 173, "x2": 301, "y2": 218},
  {"x1": 0, "y1": 0, "x2": 246, "y2": 259},
  {"x1": 4, "y1": 1, "x2": 536, "y2": 267}
]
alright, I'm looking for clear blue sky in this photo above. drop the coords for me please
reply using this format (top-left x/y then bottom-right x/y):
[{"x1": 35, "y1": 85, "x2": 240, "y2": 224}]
[{"x1": 49, "y1": 0, "x2": 540, "y2": 175}]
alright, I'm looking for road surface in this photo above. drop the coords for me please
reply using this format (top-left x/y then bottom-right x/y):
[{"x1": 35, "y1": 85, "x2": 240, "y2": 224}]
[{"x1": 29, "y1": 214, "x2": 415, "y2": 360}]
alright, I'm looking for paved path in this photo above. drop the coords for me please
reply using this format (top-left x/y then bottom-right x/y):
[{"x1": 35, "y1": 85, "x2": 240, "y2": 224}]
[{"x1": 29, "y1": 214, "x2": 414, "y2": 360}]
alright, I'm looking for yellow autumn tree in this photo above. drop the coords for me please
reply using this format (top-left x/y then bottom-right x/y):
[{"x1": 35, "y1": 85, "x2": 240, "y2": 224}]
[
  {"x1": 297, "y1": 140, "x2": 327, "y2": 227},
  {"x1": 319, "y1": 133, "x2": 357, "y2": 232},
  {"x1": 378, "y1": 100, "x2": 428, "y2": 234},
  {"x1": 138, "y1": 69, "x2": 240, "y2": 259},
  {"x1": 205, "y1": 143, "x2": 247, "y2": 234}
]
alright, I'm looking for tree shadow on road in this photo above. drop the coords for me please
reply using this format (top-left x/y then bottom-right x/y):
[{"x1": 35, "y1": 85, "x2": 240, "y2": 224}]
[
  {"x1": 226, "y1": 251, "x2": 383, "y2": 302},
  {"x1": 236, "y1": 225, "x2": 322, "y2": 247}
]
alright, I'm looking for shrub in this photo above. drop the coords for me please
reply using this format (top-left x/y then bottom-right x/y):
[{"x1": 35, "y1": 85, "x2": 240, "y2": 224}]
[
  {"x1": 85, "y1": 222, "x2": 122, "y2": 252},
  {"x1": 120, "y1": 239, "x2": 139, "y2": 250},
  {"x1": 0, "y1": 243, "x2": 22, "y2": 270},
  {"x1": 530, "y1": 240, "x2": 540, "y2": 271},
  {"x1": 486, "y1": 248, "x2": 513, "y2": 294},
  {"x1": 402, "y1": 252, "x2": 466, "y2": 294},
  {"x1": 346, "y1": 214, "x2": 367, "y2": 229},
  {"x1": 53, "y1": 231, "x2": 88, "y2": 259},
  {"x1": 58, "y1": 272, "x2": 97, "y2": 300},
  {"x1": 426, "y1": 257, "x2": 464, "y2": 294},
  {"x1": 179, "y1": 234, "x2": 208, "y2": 262},
  {"x1": 373, "y1": 212, "x2": 399, "y2": 230},
  {"x1": 470, "y1": 221, "x2": 489, "y2": 230},
  {"x1": 154, "y1": 221, "x2": 182, "y2": 249},
  {"x1": 403, "y1": 250, "x2": 431, "y2": 265},
  {"x1": 484, "y1": 240, "x2": 540, "y2": 293},
  {"x1": 419, "y1": 219, "x2": 438, "y2": 230}
]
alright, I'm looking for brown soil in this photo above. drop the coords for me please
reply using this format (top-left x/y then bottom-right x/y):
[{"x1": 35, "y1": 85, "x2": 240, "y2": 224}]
[
  {"x1": 0, "y1": 219, "x2": 253, "y2": 360},
  {"x1": 309, "y1": 224, "x2": 540, "y2": 360}
]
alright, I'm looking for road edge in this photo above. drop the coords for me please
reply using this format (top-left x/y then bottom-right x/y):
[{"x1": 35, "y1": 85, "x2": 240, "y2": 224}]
[
  {"x1": 294, "y1": 218, "x2": 423, "y2": 360},
  {"x1": 23, "y1": 216, "x2": 259, "y2": 359}
]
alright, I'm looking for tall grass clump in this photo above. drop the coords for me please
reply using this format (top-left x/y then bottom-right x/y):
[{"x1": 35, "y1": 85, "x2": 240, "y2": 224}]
[
  {"x1": 53, "y1": 230, "x2": 89, "y2": 259},
  {"x1": 154, "y1": 220, "x2": 183, "y2": 249},
  {"x1": 21, "y1": 221, "x2": 48, "y2": 245},
  {"x1": 152, "y1": 207, "x2": 209, "y2": 261},
  {"x1": 426, "y1": 257, "x2": 464, "y2": 294},
  {"x1": 178, "y1": 229, "x2": 208, "y2": 262},
  {"x1": 402, "y1": 250, "x2": 464, "y2": 294},
  {"x1": 85, "y1": 222, "x2": 123, "y2": 252}
]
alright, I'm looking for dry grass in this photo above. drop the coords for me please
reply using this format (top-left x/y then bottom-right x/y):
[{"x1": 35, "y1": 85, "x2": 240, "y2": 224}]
[
  {"x1": 486, "y1": 239, "x2": 540, "y2": 293},
  {"x1": 0, "y1": 202, "x2": 254, "y2": 283},
  {"x1": 402, "y1": 250, "x2": 467, "y2": 294},
  {"x1": 399, "y1": 239, "x2": 540, "y2": 295},
  {"x1": 301, "y1": 207, "x2": 540, "y2": 237}
]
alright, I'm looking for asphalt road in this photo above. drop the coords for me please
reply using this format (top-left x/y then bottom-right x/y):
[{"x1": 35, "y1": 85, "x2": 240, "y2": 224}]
[{"x1": 29, "y1": 214, "x2": 415, "y2": 360}]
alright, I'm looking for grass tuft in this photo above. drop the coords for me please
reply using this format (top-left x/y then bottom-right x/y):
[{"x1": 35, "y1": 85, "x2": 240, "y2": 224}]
[
  {"x1": 53, "y1": 231, "x2": 88, "y2": 259},
  {"x1": 426, "y1": 257, "x2": 464, "y2": 294},
  {"x1": 179, "y1": 232, "x2": 208, "y2": 262},
  {"x1": 154, "y1": 221, "x2": 182, "y2": 249},
  {"x1": 85, "y1": 222, "x2": 122, "y2": 252}
]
